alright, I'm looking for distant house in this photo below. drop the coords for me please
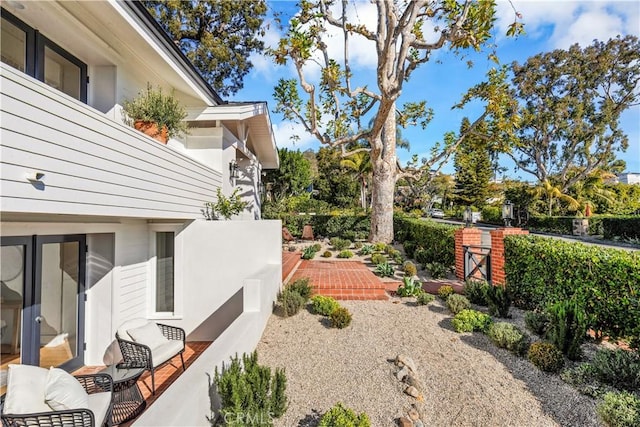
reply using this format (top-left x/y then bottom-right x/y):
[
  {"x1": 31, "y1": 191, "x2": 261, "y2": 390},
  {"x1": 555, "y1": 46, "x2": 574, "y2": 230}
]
[
  {"x1": 1, "y1": 1, "x2": 281, "y2": 423},
  {"x1": 617, "y1": 172, "x2": 640, "y2": 185}
]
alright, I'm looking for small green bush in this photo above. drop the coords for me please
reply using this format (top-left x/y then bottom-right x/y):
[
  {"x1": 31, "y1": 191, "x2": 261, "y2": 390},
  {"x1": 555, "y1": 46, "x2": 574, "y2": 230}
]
[
  {"x1": 403, "y1": 261, "x2": 417, "y2": 277},
  {"x1": 464, "y1": 279, "x2": 489, "y2": 305},
  {"x1": 311, "y1": 295, "x2": 341, "y2": 316},
  {"x1": 332, "y1": 238, "x2": 352, "y2": 251},
  {"x1": 484, "y1": 285, "x2": 511, "y2": 318},
  {"x1": 214, "y1": 351, "x2": 287, "y2": 426},
  {"x1": 416, "y1": 292, "x2": 435, "y2": 305},
  {"x1": 425, "y1": 262, "x2": 448, "y2": 279},
  {"x1": 358, "y1": 244, "x2": 374, "y2": 255},
  {"x1": 591, "y1": 349, "x2": 640, "y2": 392},
  {"x1": 447, "y1": 294, "x2": 471, "y2": 315},
  {"x1": 318, "y1": 403, "x2": 370, "y2": 427},
  {"x1": 392, "y1": 252, "x2": 404, "y2": 265},
  {"x1": 561, "y1": 363, "x2": 609, "y2": 398},
  {"x1": 301, "y1": 246, "x2": 317, "y2": 260},
  {"x1": 287, "y1": 277, "x2": 313, "y2": 300},
  {"x1": 451, "y1": 309, "x2": 492, "y2": 333},
  {"x1": 371, "y1": 253, "x2": 388, "y2": 265},
  {"x1": 374, "y1": 262, "x2": 395, "y2": 278},
  {"x1": 373, "y1": 242, "x2": 387, "y2": 252},
  {"x1": 330, "y1": 307, "x2": 352, "y2": 329},
  {"x1": 311, "y1": 243, "x2": 322, "y2": 252},
  {"x1": 322, "y1": 250, "x2": 333, "y2": 258},
  {"x1": 437, "y1": 285, "x2": 455, "y2": 300},
  {"x1": 278, "y1": 288, "x2": 306, "y2": 317},
  {"x1": 546, "y1": 299, "x2": 587, "y2": 360},
  {"x1": 528, "y1": 342, "x2": 564, "y2": 373},
  {"x1": 353, "y1": 242, "x2": 364, "y2": 249},
  {"x1": 384, "y1": 244, "x2": 395, "y2": 254},
  {"x1": 396, "y1": 276, "x2": 423, "y2": 297},
  {"x1": 337, "y1": 250, "x2": 354, "y2": 259},
  {"x1": 597, "y1": 391, "x2": 640, "y2": 427},
  {"x1": 488, "y1": 322, "x2": 530, "y2": 355},
  {"x1": 524, "y1": 311, "x2": 550, "y2": 336},
  {"x1": 329, "y1": 237, "x2": 342, "y2": 248}
]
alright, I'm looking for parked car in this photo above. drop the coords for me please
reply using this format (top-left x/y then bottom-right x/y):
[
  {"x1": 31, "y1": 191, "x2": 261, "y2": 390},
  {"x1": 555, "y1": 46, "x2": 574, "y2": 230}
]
[{"x1": 428, "y1": 208, "x2": 445, "y2": 219}]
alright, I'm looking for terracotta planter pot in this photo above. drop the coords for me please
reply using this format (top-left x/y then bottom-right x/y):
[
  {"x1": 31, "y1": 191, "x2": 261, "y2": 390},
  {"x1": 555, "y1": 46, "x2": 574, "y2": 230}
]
[{"x1": 134, "y1": 120, "x2": 169, "y2": 144}]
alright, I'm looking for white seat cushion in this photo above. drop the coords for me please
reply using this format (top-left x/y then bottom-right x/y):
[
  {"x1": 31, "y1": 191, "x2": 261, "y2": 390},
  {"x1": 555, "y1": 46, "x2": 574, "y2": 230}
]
[
  {"x1": 87, "y1": 392, "x2": 111, "y2": 425},
  {"x1": 3, "y1": 364, "x2": 51, "y2": 414},
  {"x1": 151, "y1": 340, "x2": 184, "y2": 367},
  {"x1": 45, "y1": 368, "x2": 89, "y2": 411},
  {"x1": 117, "y1": 318, "x2": 150, "y2": 342},
  {"x1": 127, "y1": 322, "x2": 169, "y2": 349}
]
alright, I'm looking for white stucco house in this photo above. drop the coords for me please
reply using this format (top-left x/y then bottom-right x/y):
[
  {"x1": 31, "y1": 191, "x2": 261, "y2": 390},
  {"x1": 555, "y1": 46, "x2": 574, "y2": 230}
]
[{"x1": 0, "y1": 1, "x2": 281, "y2": 424}]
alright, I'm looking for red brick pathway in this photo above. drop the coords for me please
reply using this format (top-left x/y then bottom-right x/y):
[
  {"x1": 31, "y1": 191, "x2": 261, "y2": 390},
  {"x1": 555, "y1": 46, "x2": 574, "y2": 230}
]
[
  {"x1": 282, "y1": 251, "x2": 301, "y2": 281},
  {"x1": 290, "y1": 260, "x2": 388, "y2": 300}
]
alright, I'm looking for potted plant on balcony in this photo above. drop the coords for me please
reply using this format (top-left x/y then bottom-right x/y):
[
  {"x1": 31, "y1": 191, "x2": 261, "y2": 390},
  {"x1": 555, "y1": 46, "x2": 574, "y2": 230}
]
[{"x1": 122, "y1": 83, "x2": 188, "y2": 144}]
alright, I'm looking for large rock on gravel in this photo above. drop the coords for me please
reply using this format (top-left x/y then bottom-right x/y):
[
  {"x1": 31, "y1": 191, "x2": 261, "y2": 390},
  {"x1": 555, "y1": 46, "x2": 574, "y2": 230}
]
[
  {"x1": 398, "y1": 417, "x2": 413, "y2": 427},
  {"x1": 395, "y1": 354, "x2": 417, "y2": 373},
  {"x1": 404, "y1": 385, "x2": 423, "y2": 400}
]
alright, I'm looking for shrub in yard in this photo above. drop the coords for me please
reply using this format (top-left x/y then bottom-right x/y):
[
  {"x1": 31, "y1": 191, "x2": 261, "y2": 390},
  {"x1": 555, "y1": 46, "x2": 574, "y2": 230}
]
[
  {"x1": 561, "y1": 363, "x2": 610, "y2": 398},
  {"x1": 337, "y1": 250, "x2": 354, "y2": 259},
  {"x1": 524, "y1": 310, "x2": 550, "y2": 336},
  {"x1": 393, "y1": 215, "x2": 457, "y2": 267},
  {"x1": 371, "y1": 253, "x2": 387, "y2": 265},
  {"x1": 287, "y1": 277, "x2": 313, "y2": 301},
  {"x1": 311, "y1": 295, "x2": 341, "y2": 316},
  {"x1": 322, "y1": 250, "x2": 333, "y2": 258},
  {"x1": 373, "y1": 242, "x2": 387, "y2": 252},
  {"x1": 213, "y1": 351, "x2": 287, "y2": 426},
  {"x1": 330, "y1": 307, "x2": 352, "y2": 329},
  {"x1": 396, "y1": 276, "x2": 423, "y2": 297},
  {"x1": 311, "y1": 243, "x2": 322, "y2": 252},
  {"x1": 374, "y1": 262, "x2": 395, "y2": 278},
  {"x1": 451, "y1": 309, "x2": 492, "y2": 333},
  {"x1": 591, "y1": 349, "x2": 640, "y2": 393},
  {"x1": 437, "y1": 285, "x2": 455, "y2": 300},
  {"x1": 488, "y1": 322, "x2": 530, "y2": 355},
  {"x1": 384, "y1": 244, "x2": 395, "y2": 254},
  {"x1": 484, "y1": 284, "x2": 511, "y2": 318},
  {"x1": 446, "y1": 294, "x2": 471, "y2": 315},
  {"x1": 402, "y1": 241, "x2": 416, "y2": 258},
  {"x1": 332, "y1": 238, "x2": 352, "y2": 251},
  {"x1": 597, "y1": 391, "x2": 640, "y2": 427},
  {"x1": 403, "y1": 261, "x2": 417, "y2": 277},
  {"x1": 464, "y1": 279, "x2": 489, "y2": 305},
  {"x1": 301, "y1": 246, "x2": 317, "y2": 260},
  {"x1": 425, "y1": 262, "x2": 448, "y2": 279},
  {"x1": 528, "y1": 342, "x2": 564, "y2": 373},
  {"x1": 353, "y1": 242, "x2": 363, "y2": 249},
  {"x1": 319, "y1": 403, "x2": 370, "y2": 427},
  {"x1": 546, "y1": 299, "x2": 588, "y2": 360},
  {"x1": 278, "y1": 287, "x2": 306, "y2": 317},
  {"x1": 416, "y1": 292, "x2": 435, "y2": 305},
  {"x1": 392, "y1": 252, "x2": 404, "y2": 265},
  {"x1": 358, "y1": 244, "x2": 374, "y2": 255}
]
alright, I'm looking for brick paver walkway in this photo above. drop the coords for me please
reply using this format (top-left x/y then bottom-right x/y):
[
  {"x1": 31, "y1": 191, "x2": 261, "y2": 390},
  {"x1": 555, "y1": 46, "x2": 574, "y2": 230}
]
[
  {"x1": 290, "y1": 260, "x2": 388, "y2": 300},
  {"x1": 282, "y1": 251, "x2": 301, "y2": 281}
]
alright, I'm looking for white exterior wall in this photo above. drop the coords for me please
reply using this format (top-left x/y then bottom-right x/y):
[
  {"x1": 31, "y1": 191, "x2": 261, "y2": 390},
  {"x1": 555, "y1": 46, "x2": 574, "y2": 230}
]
[{"x1": 134, "y1": 219, "x2": 282, "y2": 427}]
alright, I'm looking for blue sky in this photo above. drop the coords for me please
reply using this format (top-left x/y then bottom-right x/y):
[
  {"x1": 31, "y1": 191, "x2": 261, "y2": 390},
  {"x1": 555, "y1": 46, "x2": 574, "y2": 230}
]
[{"x1": 231, "y1": 1, "x2": 640, "y2": 179}]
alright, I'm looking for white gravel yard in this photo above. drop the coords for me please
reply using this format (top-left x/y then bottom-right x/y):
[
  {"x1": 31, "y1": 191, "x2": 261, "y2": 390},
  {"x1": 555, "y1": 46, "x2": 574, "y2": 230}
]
[{"x1": 255, "y1": 298, "x2": 600, "y2": 427}]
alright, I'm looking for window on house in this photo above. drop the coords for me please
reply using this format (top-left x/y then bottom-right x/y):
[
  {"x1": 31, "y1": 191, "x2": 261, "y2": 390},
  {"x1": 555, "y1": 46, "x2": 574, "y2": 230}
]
[
  {"x1": 155, "y1": 232, "x2": 175, "y2": 313},
  {"x1": 1, "y1": 8, "x2": 87, "y2": 103}
]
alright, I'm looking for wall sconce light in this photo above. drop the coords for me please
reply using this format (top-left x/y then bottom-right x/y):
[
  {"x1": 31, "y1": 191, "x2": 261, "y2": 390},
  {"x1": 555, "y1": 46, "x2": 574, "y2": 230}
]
[
  {"x1": 502, "y1": 200, "x2": 514, "y2": 227},
  {"x1": 463, "y1": 206, "x2": 472, "y2": 227},
  {"x1": 229, "y1": 159, "x2": 239, "y2": 179},
  {"x1": 25, "y1": 171, "x2": 45, "y2": 182}
]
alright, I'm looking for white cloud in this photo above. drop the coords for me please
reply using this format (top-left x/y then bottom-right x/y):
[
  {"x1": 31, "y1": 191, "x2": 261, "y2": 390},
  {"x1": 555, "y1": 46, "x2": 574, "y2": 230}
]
[{"x1": 272, "y1": 121, "x2": 318, "y2": 150}]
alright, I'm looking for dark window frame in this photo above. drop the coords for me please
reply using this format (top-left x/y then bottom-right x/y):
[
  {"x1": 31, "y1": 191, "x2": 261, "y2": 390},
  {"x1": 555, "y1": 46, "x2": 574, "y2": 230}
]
[{"x1": 1, "y1": 7, "x2": 87, "y2": 103}]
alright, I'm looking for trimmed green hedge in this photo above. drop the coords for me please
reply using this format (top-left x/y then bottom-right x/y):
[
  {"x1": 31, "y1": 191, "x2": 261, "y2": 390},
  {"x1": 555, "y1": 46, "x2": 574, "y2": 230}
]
[
  {"x1": 280, "y1": 214, "x2": 370, "y2": 240},
  {"x1": 480, "y1": 206, "x2": 503, "y2": 225},
  {"x1": 394, "y1": 215, "x2": 458, "y2": 267},
  {"x1": 504, "y1": 235, "x2": 640, "y2": 341},
  {"x1": 602, "y1": 216, "x2": 640, "y2": 240}
]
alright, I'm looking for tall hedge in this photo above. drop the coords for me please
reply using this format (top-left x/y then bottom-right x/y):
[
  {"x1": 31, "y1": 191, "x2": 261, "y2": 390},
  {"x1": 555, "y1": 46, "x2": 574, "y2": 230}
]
[
  {"x1": 394, "y1": 215, "x2": 458, "y2": 267},
  {"x1": 602, "y1": 216, "x2": 640, "y2": 240},
  {"x1": 280, "y1": 214, "x2": 370, "y2": 240},
  {"x1": 504, "y1": 235, "x2": 640, "y2": 341}
]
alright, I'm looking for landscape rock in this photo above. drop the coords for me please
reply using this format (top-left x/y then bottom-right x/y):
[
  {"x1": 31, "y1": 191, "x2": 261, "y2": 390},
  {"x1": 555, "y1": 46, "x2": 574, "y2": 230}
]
[
  {"x1": 395, "y1": 366, "x2": 409, "y2": 381},
  {"x1": 395, "y1": 354, "x2": 417, "y2": 373},
  {"x1": 398, "y1": 416, "x2": 413, "y2": 427},
  {"x1": 408, "y1": 407, "x2": 420, "y2": 421},
  {"x1": 404, "y1": 385, "x2": 423, "y2": 399},
  {"x1": 414, "y1": 420, "x2": 425, "y2": 427},
  {"x1": 403, "y1": 372, "x2": 420, "y2": 388}
]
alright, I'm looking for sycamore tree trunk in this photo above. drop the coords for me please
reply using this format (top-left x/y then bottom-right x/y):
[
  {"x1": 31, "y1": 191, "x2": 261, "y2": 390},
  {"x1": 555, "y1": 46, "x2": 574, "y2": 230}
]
[{"x1": 368, "y1": 104, "x2": 397, "y2": 243}]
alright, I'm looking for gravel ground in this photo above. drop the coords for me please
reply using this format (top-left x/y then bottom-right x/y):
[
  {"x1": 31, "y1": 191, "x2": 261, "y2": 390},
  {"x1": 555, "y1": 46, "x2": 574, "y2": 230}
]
[{"x1": 256, "y1": 298, "x2": 600, "y2": 427}]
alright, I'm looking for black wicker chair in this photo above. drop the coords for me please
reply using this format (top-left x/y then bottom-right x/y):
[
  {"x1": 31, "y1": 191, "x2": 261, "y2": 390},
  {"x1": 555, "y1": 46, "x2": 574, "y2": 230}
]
[
  {"x1": 0, "y1": 373, "x2": 113, "y2": 427},
  {"x1": 115, "y1": 320, "x2": 186, "y2": 395}
]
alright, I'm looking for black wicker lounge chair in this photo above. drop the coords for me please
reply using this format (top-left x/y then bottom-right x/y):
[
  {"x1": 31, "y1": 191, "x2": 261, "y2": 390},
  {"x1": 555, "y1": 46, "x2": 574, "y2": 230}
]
[{"x1": 115, "y1": 319, "x2": 186, "y2": 395}]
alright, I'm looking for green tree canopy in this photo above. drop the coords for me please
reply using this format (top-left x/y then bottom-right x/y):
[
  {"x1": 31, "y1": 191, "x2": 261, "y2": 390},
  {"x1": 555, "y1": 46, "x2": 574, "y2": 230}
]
[
  {"x1": 264, "y1": 148, "x2": 312, "y2": 200},
  {"x1": 142, "y1": 0, "x2": 267, "y2": 97},
  {"x1": 453, "y1": 117, "x2": 492, "y2": 207},
  {"x1": 507, "y1": 35, "x2": 640, "y2": 192},
  {"x1": 314, "y1": 147, "x2": 360, "y2": 208}
]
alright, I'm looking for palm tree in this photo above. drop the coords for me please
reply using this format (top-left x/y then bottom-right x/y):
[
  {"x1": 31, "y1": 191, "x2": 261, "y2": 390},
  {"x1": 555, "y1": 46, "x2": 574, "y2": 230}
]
[
  {"x1": 535, "y1": 179, "x2": 580, "y2": 216},
  {"x1": 569, "y1": 170, "x2": 616, "y2": 214},
  {"x1": 340, "y1": 151, "x2": 372, "y2": 209}
]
